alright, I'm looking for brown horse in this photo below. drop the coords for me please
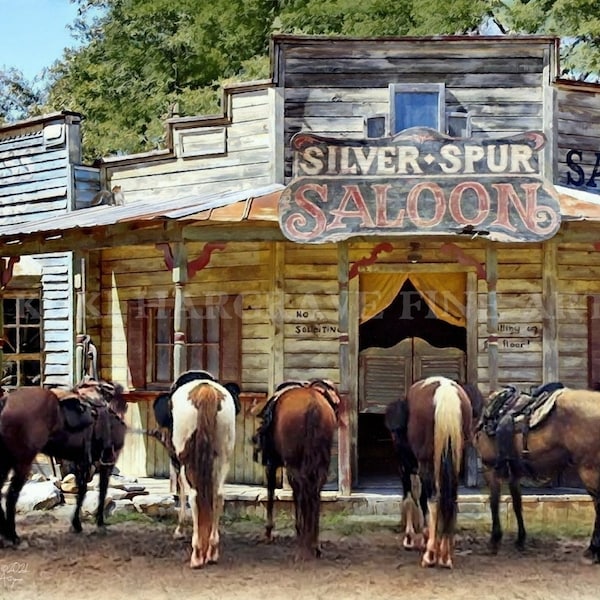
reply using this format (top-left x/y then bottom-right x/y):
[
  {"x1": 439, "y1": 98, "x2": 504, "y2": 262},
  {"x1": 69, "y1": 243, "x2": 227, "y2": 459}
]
[
  {"x1": 473, "y1": 383, "x2": 600, "y2": 564},
  {"x1": 0, "y1": 379, "x2": 127, "y2": 544},
  {"x1": 253, "y1": 379, "x2": 340, "y2": 560},
  {"x1": 403, "y1": 376, "x2": 472, "y2": 568}
]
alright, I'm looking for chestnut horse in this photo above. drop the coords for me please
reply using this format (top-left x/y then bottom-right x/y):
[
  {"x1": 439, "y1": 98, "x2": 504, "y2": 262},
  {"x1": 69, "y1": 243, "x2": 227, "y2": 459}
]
[
  {"x1": 171, "y1": 373, "x2": 237, "y2": 568},
  {"x1": 253, "y1": 379, "x2": 340, "y2": 560},
  {"x1": 403, "y1": 376, "x2": 472, "y2": 568},
  {"x1": 0, "y1": 379, "x2": 127, "y2": 544},
  {"x1": 473, "y1": 383, "x2": 600, "y2": 564}
]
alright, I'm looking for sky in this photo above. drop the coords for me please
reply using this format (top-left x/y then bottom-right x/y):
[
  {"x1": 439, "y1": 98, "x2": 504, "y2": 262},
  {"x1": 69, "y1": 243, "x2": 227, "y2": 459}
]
[{"x1": 0, "y1": 0, "x2": 80, "y2": 81}]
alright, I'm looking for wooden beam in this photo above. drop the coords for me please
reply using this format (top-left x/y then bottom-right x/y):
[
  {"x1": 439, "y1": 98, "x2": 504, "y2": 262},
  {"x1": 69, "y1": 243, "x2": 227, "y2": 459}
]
[
  {"x1": 337, "y1": 242, "x2": 352, "y2": 495},
  {"x1": 542, "y1": 241, "x2": 559, "y2": 381},
  {"x1": 486, "y1": 244, "x2": 499, "y2": 392}
]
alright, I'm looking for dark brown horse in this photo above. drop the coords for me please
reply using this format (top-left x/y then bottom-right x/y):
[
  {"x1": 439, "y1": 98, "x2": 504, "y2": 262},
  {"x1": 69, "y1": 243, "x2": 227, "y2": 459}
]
[
  {"x1": 0, "y1": 378, "x2": 127, "y2": 544},
  {"x1": 253, "y1": 379, "x2": 340, "y2": 560},
  {"x1": 402, "y1": 376, "x2": 472, "y2": 568},
  {"x1": 473, "y1": 383, "x2": 600, "y2": 564}
]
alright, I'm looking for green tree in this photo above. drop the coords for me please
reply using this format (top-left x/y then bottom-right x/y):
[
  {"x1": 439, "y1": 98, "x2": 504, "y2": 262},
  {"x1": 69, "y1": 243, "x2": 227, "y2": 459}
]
[
  {"x1": 0, "y1": 68, "x2": 42, "y2": 124},
  {"x1": 36, "y1": 0, "x2": 599, "y2": 160},
  {"x1": 496, "y1": 0, "x2": 600, "y2": 79}
]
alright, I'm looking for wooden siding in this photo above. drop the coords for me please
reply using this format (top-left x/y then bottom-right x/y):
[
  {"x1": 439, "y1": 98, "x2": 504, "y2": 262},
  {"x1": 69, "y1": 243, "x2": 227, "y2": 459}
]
[
  {"x1": 557, "y1": 242, "x2": 600, "y2": 388},
  {"x1": 556, "y1": 85, "x2": 600, "y2": 194},
  {"x1": 275, "y1": 38, "x2": 553, "y2": 180},
  {"x1": 100, "y1": 241, "x2": 274, "y2": 481},
  {"x1": 0, "y1": 115, "x2": 82, "y2": 225},
  {"x1": 106, "y1": 88, "x2": 276, "y2": 203},
  {"x1": 37, "y1": 252, "x2": 73, "y2": 386}
]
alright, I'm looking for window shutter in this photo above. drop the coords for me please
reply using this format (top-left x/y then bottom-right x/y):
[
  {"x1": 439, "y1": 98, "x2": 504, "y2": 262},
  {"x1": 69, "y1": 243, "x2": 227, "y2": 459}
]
[
  {"x1": 127, "y1": 299, "x2": 147, "y2": 388},
  {"x1": 220, "y1": 295, "x2": 242, "y2": 384}
]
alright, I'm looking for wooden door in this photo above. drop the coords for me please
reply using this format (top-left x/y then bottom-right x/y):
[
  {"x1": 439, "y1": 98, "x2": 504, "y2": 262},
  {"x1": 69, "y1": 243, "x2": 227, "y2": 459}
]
[{"x1": 358, "y1": 337, "x2": 466, "y2": 413}]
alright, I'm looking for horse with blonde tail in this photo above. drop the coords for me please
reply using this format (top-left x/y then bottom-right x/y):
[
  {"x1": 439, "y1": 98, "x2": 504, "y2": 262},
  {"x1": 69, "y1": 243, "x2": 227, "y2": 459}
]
[{"x1": 405, "y1": 376, "x2": 472, "y2": 568}]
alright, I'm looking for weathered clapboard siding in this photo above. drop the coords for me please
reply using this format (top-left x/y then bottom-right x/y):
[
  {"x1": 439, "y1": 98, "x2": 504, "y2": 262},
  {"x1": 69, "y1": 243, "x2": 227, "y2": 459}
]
[
  {"x1": 35, "y1": 252, "x2": 73, "y2": 386},
  {"x1": 106, "y1": 88, "x2": 276, "y2": 203},
  {"x1": 99, "y1": 241, "x2": 275, "y2": 478},
  {"x1": 276, "y1": 37, "x2": 553, "y2": 179},
  {"x1": 556, "y1": 83, "x2": 600, "y2": 193},
  {"x1": 556, "y1": 242, "x2": 600, "y2": 387}
]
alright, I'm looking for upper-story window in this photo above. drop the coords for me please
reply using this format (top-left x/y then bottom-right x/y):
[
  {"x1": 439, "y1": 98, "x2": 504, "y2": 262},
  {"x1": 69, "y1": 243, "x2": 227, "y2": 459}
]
[{"x1": 390, "y1": 83, "x2": 445, "y2": 134}]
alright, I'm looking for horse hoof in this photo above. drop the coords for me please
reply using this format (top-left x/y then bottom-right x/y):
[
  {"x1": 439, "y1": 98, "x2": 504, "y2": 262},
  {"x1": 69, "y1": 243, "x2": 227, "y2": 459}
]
[
  {"x1": 581, "y1": 548, "x2": 600, "y2": 565},
  {"x1": 421, "y1": 550, "x2": 437, "y2": 568}
]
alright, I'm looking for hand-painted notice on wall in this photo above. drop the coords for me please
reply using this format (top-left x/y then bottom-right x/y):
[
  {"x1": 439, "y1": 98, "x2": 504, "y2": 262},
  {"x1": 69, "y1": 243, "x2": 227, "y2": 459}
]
[
  {"x1": 292, "y1": 310, "x2": 339, "y2": 337},
  {"x1": 279, "y1": 128, "x2": 562, "y2": 244},
  {"x1": 480, "y1": 323, "x2": 542, "y2": 352}
]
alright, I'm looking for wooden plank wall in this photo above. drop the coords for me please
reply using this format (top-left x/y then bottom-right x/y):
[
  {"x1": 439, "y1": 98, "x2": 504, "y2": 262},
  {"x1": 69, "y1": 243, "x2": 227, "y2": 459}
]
[
  {"x1": 37, "y1": 252, "x2": 73, "y2": 386},
  {"x1": 478, "y1": 245, "x2": 543, "y2": 392},
  {"x1": 99, "y1": 240, "x2": 273, "y2": 481},
  {"x1": 0, "y1": 116, "x2": 81, "y2": 388},
  {"x1": 276, "y1": 38, "x2": 551, "y2": 179},
  {"x1": 556, "y1": 85, "x2": 600, "y2": 193},
  {"x1": 557, "y1": 242, "x2": 600, "y2": 388},
  {"x1": 107, "y1": 88, "x2": 276, "y2": 203},
  {"x1": 0, "y1": 117, "x2": 79, "y2": 225}
]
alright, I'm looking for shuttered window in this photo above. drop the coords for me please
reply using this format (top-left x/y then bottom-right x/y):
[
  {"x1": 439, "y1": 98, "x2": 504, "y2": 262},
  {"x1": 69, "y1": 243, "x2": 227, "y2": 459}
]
[{"x1": 126, "y1": 295, "x2": 241, "y2": 389}]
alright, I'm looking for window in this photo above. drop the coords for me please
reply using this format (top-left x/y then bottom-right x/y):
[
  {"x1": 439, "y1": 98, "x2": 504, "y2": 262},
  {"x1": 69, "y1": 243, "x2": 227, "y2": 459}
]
[
  {"x1": 127, "y1": 295, "x2": 242, "y2": 389},
  {"x1": 1, "y1": 297, "x2": 42, "y2": 388},
  {"x1": 390, "y1": 83, "x2": 445, "y2": 134}
]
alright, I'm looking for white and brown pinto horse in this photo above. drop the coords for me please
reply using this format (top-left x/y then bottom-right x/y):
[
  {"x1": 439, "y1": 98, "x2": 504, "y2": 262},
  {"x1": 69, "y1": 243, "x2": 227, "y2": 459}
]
[
  {"x1": 171, "y1": 374, "x2": 236, "y2": 568},
  {"x1": 404, "y1": 376, "x2": 472, "y2": 568}
]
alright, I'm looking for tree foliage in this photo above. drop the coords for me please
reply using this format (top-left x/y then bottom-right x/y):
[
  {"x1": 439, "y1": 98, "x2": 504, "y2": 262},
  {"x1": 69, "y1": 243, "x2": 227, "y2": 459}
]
[
  {"x1": 1, "y1": 0, "x2": 594, "y2": 159},
  {"x1": 0, "y1": 68, "x2": 42, "y2": 124}
]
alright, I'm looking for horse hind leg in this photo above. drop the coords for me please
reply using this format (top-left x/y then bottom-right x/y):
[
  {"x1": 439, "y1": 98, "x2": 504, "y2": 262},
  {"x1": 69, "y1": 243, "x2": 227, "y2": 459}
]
[
  {"x1": 421, "y1": 499, "x2": 439, "y2": 568},
  {"x1": 264, "y1": 465, "x2": 277, "y2": 541},
  {"x1": 508, "y1": 475, "x2": 526, "y2": 550},
  {"x1": 4, "y1": 463, "x2": 29, "y2": 544},
  {"x1": 95, "y1": 464, "x2": 111, "y2": 531}
]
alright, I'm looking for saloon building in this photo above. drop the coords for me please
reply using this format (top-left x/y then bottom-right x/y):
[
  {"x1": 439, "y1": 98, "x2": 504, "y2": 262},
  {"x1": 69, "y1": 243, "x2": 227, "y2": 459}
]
[{"x1": 1, "y1": 35, "x2": 600, "y2": 491}]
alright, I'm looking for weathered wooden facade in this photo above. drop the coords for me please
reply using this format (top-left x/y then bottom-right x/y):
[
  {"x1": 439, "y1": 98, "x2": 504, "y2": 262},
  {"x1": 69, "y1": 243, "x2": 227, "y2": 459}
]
[{"x1": 2, "y1": 36, "x2": 600, "y2": 492}]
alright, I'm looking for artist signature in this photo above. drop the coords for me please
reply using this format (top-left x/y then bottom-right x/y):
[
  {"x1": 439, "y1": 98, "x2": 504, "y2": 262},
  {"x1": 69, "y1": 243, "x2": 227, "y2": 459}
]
[{"x1": 0, "y1": 561, "x2": 28, "y2": 589}]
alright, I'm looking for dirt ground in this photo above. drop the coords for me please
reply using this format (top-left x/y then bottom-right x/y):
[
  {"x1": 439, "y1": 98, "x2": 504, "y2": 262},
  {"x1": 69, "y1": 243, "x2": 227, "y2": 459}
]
[{"x1": 1, "y1": 508, "x2": 598, "y2": 600}]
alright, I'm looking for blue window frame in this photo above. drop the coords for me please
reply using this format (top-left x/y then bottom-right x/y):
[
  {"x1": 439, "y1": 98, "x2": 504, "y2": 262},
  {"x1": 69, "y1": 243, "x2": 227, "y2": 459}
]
[{"x1": 390, "y1": 83, "x2": 445, "y2": 134}]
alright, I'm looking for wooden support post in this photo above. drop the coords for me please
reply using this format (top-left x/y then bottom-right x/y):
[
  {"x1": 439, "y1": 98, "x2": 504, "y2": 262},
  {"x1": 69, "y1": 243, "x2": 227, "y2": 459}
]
[
  {"x1": 542, "y1": 241, "x2": 559, "y2": 382},
  {"x1": 486, "y1": 245, "x2": 499, "y2": 392},
  {"x1": 74, "y1": 257, "x2": 86, "y2": 383},
  {"x1": 172, "y1": 242, "x2": 188, "y2": 380},
  {"x1": 338, "y1": 242, "x2": 352, "y2": 496}
]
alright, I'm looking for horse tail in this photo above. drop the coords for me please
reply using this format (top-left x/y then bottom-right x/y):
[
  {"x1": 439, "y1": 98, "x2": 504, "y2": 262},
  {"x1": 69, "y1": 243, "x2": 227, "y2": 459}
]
[
  {"x1": 189, "y1": 383, "x2": 222, "y2": 555},
  {"x1": 433, "y1": 380, "x2": 464, "y2": 535},
  {"x1": 303, "y1": 401, "x2": 334, "y2": 485}
]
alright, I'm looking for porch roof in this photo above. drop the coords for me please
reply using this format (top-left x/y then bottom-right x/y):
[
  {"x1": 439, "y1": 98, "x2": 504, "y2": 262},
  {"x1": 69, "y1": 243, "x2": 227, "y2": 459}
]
[{"x1": 1, "y1": 183, "x2": 600, "y2": 254}]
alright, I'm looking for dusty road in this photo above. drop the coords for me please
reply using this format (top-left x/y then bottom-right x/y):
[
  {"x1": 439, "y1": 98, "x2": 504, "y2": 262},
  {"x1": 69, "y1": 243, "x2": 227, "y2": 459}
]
[{"x1": 1, "y1": 509, "x2": 597, "y2": 600}]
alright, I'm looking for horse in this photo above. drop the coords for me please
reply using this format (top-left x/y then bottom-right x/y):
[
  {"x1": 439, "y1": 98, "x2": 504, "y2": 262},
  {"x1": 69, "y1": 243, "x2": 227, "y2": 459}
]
[
  {"x1": 472, "y1": 382, "x2": 600, "y2": 564},
  {"x1": 393, "y1": 376, "x2": 472, "y2": 568},
  {"x1": 0, "y1": 378, "x2": 127, "y2": 544},
  {"x1": 170, "y1": 372, "x2": 238, "y2": 568},
  {"x1": 253, "y1": 379, "x2": 340, "y2": 561},
  {"x1": 152, "y1": 370, "x2": 240, "y2": 542}
]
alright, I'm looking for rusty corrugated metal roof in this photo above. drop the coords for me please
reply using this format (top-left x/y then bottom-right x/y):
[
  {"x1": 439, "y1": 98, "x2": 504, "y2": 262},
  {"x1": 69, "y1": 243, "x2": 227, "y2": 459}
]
[{"x1": 0, "y1": 184, "x2": 283, "y2": 243}]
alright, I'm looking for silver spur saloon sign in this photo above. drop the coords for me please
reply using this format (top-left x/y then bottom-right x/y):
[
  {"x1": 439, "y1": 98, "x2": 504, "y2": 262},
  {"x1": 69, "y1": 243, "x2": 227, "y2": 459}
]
[{"x1": 278, "y1": 128, "x2": 562, "y2": 243}]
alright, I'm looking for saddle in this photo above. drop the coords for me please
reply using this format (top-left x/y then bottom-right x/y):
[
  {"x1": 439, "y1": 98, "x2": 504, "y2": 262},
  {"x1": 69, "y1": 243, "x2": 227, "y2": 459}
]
[
  {"x1": 252, "y1": 379, "x2": 340, "y2": 467},
  {"x1": 481, "y1": 382, "x2": 564, "y2": 476},
  {"x1": 481, "y1": 382, "x2": 564, "y2": 439}
]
